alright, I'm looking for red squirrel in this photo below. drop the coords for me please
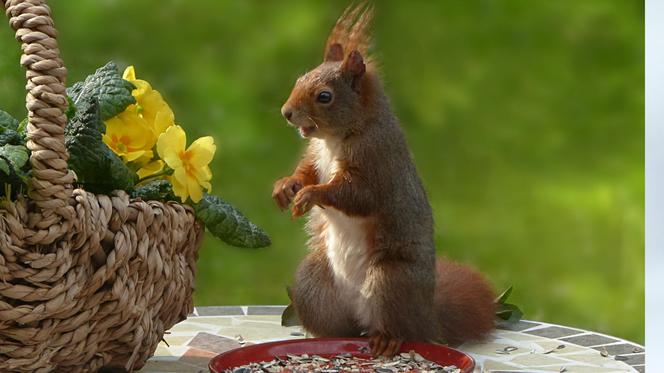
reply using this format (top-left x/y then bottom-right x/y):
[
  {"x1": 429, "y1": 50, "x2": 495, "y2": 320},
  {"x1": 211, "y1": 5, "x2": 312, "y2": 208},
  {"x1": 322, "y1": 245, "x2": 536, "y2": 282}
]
[{"x1": 272, "y1": 3, "x2": 496, "y2": 357}]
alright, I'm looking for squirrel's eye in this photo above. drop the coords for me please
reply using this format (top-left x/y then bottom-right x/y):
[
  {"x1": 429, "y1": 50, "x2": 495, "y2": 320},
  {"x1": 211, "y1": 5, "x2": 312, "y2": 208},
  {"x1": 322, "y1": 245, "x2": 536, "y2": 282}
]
[{"x1": 317, "y1": 91, "x2": 333, "y2": 104}]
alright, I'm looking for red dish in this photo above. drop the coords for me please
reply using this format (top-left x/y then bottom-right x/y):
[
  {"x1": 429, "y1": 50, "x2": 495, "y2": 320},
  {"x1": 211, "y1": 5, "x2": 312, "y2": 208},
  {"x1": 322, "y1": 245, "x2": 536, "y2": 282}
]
[{"x1": 209, "y1": 337, "x2": 474, "y2": 372}]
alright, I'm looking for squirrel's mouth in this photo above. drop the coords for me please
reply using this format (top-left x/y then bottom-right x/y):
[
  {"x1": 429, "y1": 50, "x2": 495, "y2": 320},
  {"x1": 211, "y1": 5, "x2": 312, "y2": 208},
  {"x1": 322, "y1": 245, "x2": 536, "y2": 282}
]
[{"x1": 297, "y1": 124, "x2": 317, "y2": 138}]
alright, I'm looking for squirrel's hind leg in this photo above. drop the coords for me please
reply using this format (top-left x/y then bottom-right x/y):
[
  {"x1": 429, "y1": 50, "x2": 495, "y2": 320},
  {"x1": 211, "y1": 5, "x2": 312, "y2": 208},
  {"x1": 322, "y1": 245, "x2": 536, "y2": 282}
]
[{"x1": 291, "y1": 248, "x2": 362, "y2": 337}]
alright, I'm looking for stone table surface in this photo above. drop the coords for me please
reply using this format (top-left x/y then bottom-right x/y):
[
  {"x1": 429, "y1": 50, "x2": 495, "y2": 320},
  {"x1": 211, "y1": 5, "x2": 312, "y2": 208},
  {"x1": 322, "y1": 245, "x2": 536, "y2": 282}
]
[{"x1": 139, "y1": 306, "x2": 645, "y2": 373}]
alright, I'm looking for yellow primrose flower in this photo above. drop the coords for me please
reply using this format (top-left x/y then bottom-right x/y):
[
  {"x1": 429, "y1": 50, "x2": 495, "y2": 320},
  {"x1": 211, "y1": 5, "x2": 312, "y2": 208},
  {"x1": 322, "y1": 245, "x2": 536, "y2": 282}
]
[
  {"x1": 157, "y1": 125, "x2": 215, "y2": 203},
  {"x1": 137, "y1": 160, "x2": 165, "y2": 180},
  {"x1": 103, "y1": 110, "x2": 154, "y2": 163},
  {"x1": 123, "y1": 66, "x2": 174, "y2": 137}
]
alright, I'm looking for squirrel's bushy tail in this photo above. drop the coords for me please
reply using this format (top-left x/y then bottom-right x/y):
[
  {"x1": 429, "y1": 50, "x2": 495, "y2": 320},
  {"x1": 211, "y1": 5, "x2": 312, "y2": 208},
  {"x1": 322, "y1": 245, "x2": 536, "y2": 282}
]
[{"x1": 434, "y1": 258, "x2": 496, "y2": 345}]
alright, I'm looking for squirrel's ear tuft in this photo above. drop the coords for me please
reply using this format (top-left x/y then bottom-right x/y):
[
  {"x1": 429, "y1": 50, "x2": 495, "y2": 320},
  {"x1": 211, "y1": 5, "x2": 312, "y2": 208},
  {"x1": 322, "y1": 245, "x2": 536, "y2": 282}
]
[
  {"x1": 343, "y1": 50, "x2": 366, "y2": 90},
  {"x1": 325, "y1": 43, "x2": 344, "y2": 62}
]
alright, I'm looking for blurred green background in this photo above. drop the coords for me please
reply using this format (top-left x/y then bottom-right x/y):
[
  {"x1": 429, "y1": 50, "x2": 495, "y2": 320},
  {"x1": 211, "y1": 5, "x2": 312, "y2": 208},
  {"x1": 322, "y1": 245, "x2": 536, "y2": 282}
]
[{"x1": 0, "y1": 1, "x2": 643, "y2": 342}]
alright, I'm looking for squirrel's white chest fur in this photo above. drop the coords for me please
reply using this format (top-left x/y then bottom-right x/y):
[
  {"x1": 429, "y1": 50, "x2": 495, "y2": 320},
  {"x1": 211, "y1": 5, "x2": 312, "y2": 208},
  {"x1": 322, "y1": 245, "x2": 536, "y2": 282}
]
[{"x1": 310, "y1": 139, "x2": 371, "y2": 323}]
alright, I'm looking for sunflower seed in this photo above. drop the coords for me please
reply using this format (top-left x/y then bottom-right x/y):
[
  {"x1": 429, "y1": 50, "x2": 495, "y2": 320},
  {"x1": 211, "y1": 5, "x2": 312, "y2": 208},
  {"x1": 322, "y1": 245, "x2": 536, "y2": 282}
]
[
  {"x1": 223, "y1": 352, "x2": 461, "y2": 372},
  {"x1": 543, "y1": 344, "x2": 566, "y2": 354}
]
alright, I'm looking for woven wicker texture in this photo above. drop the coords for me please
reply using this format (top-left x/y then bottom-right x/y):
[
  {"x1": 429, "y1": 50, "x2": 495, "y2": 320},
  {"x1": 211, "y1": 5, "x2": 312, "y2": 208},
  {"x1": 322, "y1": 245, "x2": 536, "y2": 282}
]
[{"x1": 1, "y1": 0, "x2": 205, "y2": 371}]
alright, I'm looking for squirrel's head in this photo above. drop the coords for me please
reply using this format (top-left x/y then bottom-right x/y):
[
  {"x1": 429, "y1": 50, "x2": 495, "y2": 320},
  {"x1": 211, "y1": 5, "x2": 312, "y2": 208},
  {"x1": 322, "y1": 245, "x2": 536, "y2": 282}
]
[{"x1": 281, "y1": 3, "x2": 376, "y2": 140}]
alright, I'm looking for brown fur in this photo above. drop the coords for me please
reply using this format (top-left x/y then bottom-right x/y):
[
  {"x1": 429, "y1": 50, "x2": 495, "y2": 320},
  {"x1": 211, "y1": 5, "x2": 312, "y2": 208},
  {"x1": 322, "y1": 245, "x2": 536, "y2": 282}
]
[{"x1": 274, "y1": 3, "x2": 495, "y2": 352}]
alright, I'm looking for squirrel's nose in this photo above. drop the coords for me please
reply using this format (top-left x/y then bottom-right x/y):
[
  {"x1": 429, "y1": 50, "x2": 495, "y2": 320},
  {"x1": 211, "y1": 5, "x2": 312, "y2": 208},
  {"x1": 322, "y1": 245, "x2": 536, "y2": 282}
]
[{"x1": 282, "y1": 107, "x2": 293, "y2": 121}]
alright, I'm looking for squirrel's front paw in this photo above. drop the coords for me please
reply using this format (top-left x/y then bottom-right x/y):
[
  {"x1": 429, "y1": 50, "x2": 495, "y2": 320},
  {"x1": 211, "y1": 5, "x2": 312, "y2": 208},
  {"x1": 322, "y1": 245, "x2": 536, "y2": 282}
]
[
  {"x1": 292, "y1": 185, "x2": 323, "y2": 218},
  {"x1": 272, "y1": 176, "x2": 303, "y2": 210},
  {"x1": 368, "y1": 334, "x2": 403, "y2": 357}
]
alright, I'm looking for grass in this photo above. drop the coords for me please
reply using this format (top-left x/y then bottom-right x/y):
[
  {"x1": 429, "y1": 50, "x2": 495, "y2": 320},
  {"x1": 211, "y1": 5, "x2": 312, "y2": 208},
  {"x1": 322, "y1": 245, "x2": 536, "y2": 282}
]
[{"x1": 0, "y1": 0, "x2": 643, "y2": 343}]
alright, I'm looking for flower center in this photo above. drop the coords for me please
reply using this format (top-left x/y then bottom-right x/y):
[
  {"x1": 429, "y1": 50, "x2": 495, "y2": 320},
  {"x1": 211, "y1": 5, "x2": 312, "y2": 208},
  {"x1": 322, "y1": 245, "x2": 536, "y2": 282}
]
[
  {"x1": 112, "y1": 135, "x2": 134, "y2": 153},
  {"x1": 179, "y1": 150, "x2": 196, "y2": 177}
]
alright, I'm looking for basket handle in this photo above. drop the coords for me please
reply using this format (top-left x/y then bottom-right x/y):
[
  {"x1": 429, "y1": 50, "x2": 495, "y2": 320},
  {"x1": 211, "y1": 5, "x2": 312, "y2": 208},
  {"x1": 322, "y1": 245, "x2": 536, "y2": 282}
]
[{"x1": 4, "y1": 0, "x2": 75, "y2": 231}]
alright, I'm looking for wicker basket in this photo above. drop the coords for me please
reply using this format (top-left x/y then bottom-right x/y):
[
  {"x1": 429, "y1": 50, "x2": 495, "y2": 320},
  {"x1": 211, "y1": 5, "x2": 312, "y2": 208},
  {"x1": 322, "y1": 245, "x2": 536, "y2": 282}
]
[{"x1": 0, "y1": 0, "x2": 205, "y2": 371}]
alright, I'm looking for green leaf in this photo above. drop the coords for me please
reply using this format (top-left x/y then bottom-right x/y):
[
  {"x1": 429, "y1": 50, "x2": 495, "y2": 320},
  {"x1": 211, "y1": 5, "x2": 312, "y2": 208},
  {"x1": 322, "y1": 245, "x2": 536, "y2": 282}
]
[
  {"x1": 0, "y1": 144, "x2": 28, "y2": 173},
  {"x1": 64, "y1": 96, "x2": 137, "y2": 193},
  {"x1": 0, "y1": 159, "x2": 9, "y2": 175},
  {"x1": 191, "y1": 194, "x2": 271, "y2": 248},
  {"x1": 16, "y1": 118, "x2": 27, "y2": 136},
  {"x1": 0, "y1": 144, "x2": 29, "y2": 192},
  {"x1": 131, "y1": 179, "x2": 177, "y2": 201},
  {"x1": 0, "y1": 110, "x2": 19, "y2": 130},
  {"x1": 0, "y1": 110, "x2": 25, "y2": 146},
  {"x1": 495, "y1": 285, "x2": 513, "y2": 305},
  {"x1": 67, "y1": 61, "x2": 135, "y2": 120},
  {"x1": 496, "y1": 303, "x2": 523, "y2": 323},
  {"x1": 494, "y1": 285, "x2": 523, "y2": 324},
  {"x1": 65, "y1": 96, "x2": 77, "y2": 120}
]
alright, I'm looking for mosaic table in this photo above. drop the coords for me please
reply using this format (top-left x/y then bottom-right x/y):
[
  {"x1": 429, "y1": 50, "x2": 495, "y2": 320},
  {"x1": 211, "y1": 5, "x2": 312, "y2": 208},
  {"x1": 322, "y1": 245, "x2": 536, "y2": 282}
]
[{"x1": 139, "y1": 306, "x2": 645, "y2": 373}]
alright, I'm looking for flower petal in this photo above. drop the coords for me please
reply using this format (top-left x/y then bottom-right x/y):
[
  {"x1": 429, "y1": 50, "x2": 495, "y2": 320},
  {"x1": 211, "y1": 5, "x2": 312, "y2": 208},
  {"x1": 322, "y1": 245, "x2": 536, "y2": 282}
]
[
  {"x1": 169, "y1": 175, "x2": 188, "y2": 202},
  {"x1": 152, "y1": 108, "x2": 174, "y2": 137},
  {"x1": 132, "y1": 79, "x2": 152, "y2": 99},
  {"x1": 123, "y1": 66, "x2": 136, "y2": 81},
  {"x1": 172, "y1": 167, "x2": 188, "y2": 188},
  {"x1": 192, "y1": 165, "x2": 212, "y2": 185},
  {"x1": 157, "y1": 125, "x2": 186, "y2": 169},
  {"x1": 187, "y1": 136, "x2": 216, "y2": 168},
  {"x1": 199, "y1": 180, "x2": 212, "y2": 193},
  {"x1": 123, "y1": 149, "x2": 151, "y2": 163},
  {"x1": 140, "y1": 90, "x2": 169, "y2": 123},
  {"x1": 187, "y1": 176, "x2": 203, "y2": 203},
  {"x1": 137, "y1": 160, "x2": 164, "y2": 179}
]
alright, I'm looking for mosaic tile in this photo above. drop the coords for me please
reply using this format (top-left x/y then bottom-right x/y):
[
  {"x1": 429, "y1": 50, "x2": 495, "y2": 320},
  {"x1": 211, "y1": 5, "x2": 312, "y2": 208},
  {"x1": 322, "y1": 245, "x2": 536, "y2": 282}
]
[
  {"x1": 196, "y1": 306, "x2": 245, "y2": 316},
  {"x1": 138, "y1": 360, "x2": 205, "y2": 372},
  {"x1": 188, "y1": 316, "x2": 234, "y2": 327},
  {"x1": 508, "y1": 352, "x2": 568, "y2": 366},
  {"x1": 614, "y1": 354, "x2": 644, "y2": 366},
  {"x1": 560, "y1": 351, "x2": 627, "y2": 367},
  {"x1": 461, "y1": 341, "x2": 529, "y2": 357},
  {"x1": 236, "y1": 315, "x2": 287, "y2": 323},
  {"x1": 168, "y1": 321, "x2": 221, "y2": 333},
  {"x1": 493, "y1": 330, "x2": 542, "y2": 342},
  {"x1": 531, "y1": 340, "x2": 585, "y2": 355},
  {"x1": 216, "y1": 324, "x2": 302, "y2": 342},
  {"x1": 525, "y1": 326, "x2": 583, "y2": 339},
  {"x1": 151, "y1": 345, "x2": 174, "y2": 359},
  {"x1": 481, "y1": 359, "x2": 521, "y2": 372},
  {"x1": 246, "y1": 305, "x2": 287, "y2": 315},
  {"x1": 560, "y1": 333, "x2": 619, "y2": 347},
  {"x1": 530, "y1": 366, "x2": 628, "y2": 372},
  {"x1": 179, "y1": 347, "x2": 217, "y2": 369},
  {"x1": 496, "y1": 320, "x2": 540, "y2": 332},
  {"x1": 592, "y1": 343, "x2": 644, "y2": 356},
  {"x1": 187, "y1": 332, "x2": 242, "y2": 354},
  {"x1": 162, "y1": 336, "x2": 194, "y2": 347}
]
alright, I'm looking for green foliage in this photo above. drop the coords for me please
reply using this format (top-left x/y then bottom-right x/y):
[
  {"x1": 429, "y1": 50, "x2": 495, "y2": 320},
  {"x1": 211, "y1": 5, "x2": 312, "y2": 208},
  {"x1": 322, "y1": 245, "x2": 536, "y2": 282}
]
[
  {"x1": 64, "y1": 97, "x2": 137, "y2": 193},
  {"x1": 67, "y1": 61, "x2": 135, "y2": 120},
  {"x1": 495, "y1": 286, "x2": 524, "y2": 324},
  {"x1": 0, "y1": 110, "x2": 29, "y2": 195},
  {"x1": 0, "y1": 110, "x2": 24, "y2": 146},
  {"x1": 193, "y1": 194, "x2": 271, "y2": 248},
  {"x1": 0, "y1": 144, "x2": 29, "y2": 197},
  {"x1": 132, "y1": 179, "x2": 176, "y2": 201},
  {"x1": 0, "y1": 144, "x2": 28, "y2": 174},
  {"x1": 0, "y1": 110, "x2": 18, "y2": 130}
]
